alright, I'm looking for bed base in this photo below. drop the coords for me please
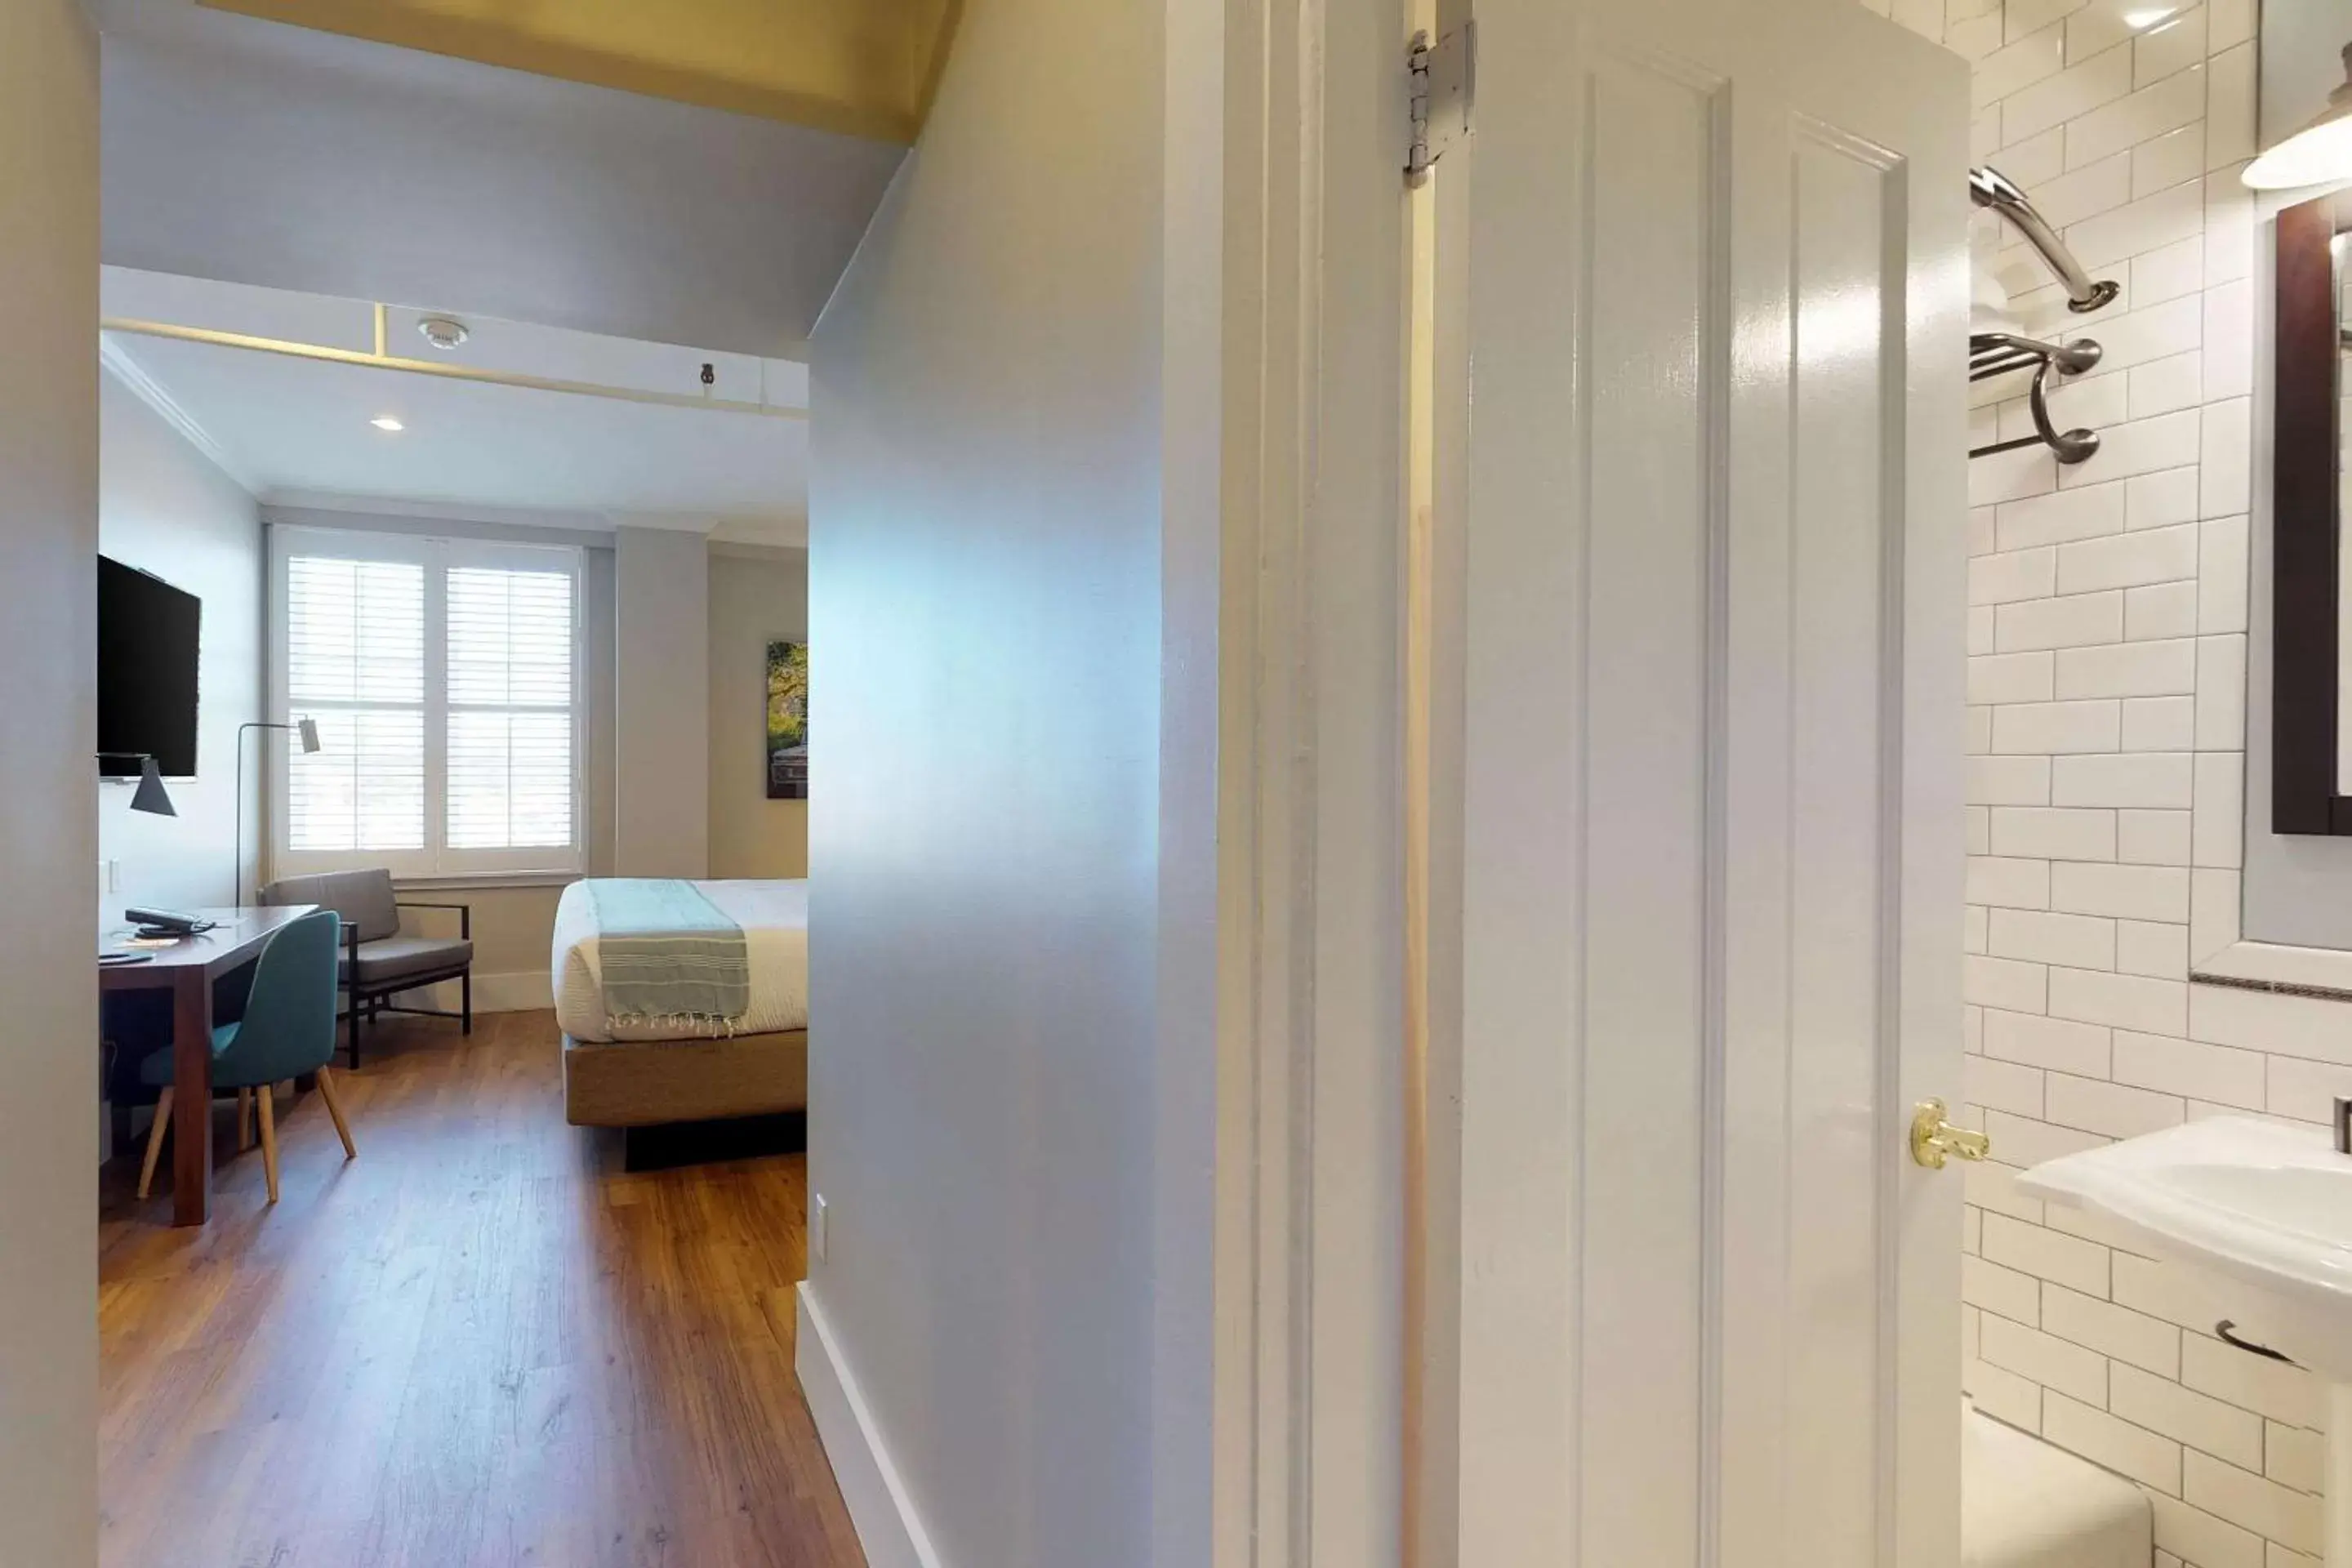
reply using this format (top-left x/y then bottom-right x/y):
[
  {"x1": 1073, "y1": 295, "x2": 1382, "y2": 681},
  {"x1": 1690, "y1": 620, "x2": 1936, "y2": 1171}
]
[
  {"x1": 562, "y1": 1028, "x2": 808, "y2": 1162},
  {"x1": 621, "y1": 1111, "x2": 808, "y2": 1172}
]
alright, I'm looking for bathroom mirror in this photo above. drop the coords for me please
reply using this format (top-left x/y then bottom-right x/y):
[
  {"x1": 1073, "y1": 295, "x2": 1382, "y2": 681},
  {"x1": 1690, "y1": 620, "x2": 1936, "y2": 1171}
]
[{"x1": 2270, "y1": 189, "x2": 2352, "y2": 832}]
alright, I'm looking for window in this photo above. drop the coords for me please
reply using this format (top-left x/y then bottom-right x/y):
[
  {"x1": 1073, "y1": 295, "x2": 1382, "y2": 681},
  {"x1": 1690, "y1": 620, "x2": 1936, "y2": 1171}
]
[{"x1": 271, "y1": 527, "x2": 584, "y2": 880}]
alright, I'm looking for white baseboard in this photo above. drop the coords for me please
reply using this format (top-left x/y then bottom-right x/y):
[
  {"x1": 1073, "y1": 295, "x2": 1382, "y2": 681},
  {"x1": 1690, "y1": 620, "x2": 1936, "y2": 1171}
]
[
  {"x1": 391, "y1": 969, "x2": 552, "y2": 1016},
  {"x1": 474, "y1": 970, "x2": 553, "y2": 1012},
  {"x1": 796, "y1": 1282, "x2": 944, "y2": 1568}
]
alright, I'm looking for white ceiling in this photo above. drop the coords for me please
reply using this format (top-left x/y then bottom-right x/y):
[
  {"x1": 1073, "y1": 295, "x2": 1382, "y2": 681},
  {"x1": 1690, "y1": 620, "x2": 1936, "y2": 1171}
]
[
  {"x1": 105, "y1": 329, "x2": 808, "y2": 544},
  {"x1": 95, "y1": 0, "x2": 906, "y2": 356}
]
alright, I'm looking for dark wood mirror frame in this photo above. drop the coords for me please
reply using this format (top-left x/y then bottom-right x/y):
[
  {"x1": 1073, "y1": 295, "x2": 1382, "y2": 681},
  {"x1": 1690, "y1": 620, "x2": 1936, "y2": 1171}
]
[{"x1": 2272, "y1": 190, "x2": 2352, "y2": 835}]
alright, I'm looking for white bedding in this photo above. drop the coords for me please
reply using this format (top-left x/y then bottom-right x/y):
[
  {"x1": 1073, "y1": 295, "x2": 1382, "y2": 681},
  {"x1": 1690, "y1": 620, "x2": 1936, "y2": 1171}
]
[{"x1": 553, "y1": 878, "x2": 808, "y2": 1043}]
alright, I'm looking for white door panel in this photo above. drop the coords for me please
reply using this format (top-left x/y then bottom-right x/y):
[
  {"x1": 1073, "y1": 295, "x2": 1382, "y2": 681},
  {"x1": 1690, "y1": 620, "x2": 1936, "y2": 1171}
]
[{"x1": 1441, "y1": 2, "x2": 1968, "y2": 1565}]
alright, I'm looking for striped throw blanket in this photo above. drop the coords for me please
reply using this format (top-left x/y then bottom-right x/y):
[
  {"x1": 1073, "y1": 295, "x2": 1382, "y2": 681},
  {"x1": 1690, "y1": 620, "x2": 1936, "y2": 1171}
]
[{"x1": 586, "y1": 879, "x2": 751, "y2": 1031}]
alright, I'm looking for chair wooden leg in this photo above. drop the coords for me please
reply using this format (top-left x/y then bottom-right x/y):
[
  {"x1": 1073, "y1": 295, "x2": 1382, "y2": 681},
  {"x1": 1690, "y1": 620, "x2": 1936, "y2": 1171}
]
[
  {"x1": 314, "y1": 1066, "x2": 357, "y2": 1160},
  {"x1": 137, "y1": 1088, "x2": 174, "y2": 1201},
  {"x1": 256, "y1": 1085, "x2": 280, "y2": 1204},
  {"x1": 237, "y1": 1088, "x2": 254, "y2": 1152},
  {"x1": 461, "y1": 970, "x2": 472, "y2": 1036}
]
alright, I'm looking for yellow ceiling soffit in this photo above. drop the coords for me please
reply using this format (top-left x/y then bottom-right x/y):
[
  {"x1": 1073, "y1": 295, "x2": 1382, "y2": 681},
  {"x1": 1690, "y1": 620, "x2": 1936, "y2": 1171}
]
[{"x1": 198, "y1": 0, "x2": 962, "y2": 145}]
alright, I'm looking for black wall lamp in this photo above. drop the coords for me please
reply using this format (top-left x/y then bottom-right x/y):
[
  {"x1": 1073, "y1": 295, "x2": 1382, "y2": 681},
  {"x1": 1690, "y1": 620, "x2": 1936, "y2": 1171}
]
[{"x1": 97, "y1": 754, "x2": 177, "y2": 817}]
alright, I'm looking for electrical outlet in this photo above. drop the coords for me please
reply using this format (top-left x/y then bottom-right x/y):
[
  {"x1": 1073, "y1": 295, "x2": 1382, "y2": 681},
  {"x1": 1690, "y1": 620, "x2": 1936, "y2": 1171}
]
[{"x1": 811, "y1": 1192, "x2": 828, "y2": 1263}]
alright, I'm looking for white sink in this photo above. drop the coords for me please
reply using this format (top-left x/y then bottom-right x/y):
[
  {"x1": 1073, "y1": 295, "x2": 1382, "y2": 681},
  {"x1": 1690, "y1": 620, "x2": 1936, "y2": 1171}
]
[
  {"x1": 2019, "y1": 1116, "x2": 2352, "y2": 1379},
  {"x1": 2020, "y1": 1116, "x2": 2352, "y2": 1565}
]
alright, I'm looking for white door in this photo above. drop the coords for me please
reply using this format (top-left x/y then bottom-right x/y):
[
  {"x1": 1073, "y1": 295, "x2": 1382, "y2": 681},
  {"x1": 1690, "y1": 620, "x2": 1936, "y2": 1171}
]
[{"x1": 1437, "y1": 1, "x2": 1969, "y2": 1565}]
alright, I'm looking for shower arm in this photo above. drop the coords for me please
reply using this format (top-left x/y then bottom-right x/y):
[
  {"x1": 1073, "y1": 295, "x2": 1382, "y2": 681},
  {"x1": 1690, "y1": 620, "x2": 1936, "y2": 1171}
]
[{"x1": 1971, "y1": 167, "x2": 2121, "y2": 315}]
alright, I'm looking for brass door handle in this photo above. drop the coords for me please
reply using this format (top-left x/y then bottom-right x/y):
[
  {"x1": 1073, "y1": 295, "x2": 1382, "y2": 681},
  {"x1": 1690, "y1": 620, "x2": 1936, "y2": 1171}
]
[{"x1": 1911, "y1": 1099, "x2": 1991, "y2": 1169}]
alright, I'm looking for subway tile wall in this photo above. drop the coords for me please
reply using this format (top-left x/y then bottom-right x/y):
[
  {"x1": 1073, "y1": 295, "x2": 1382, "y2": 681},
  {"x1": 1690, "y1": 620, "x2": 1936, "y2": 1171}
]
[{"x1": 1860, "y1": 0, "x2": 2345, "y2": 1563}]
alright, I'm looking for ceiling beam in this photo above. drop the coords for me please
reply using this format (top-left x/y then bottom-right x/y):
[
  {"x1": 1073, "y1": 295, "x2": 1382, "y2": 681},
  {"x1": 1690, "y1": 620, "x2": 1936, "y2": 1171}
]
[
  {"x1": 197, "y1": 0, "x2": 960, "y2": 145},
  {"x1": 101, "y1": 317, "x2": 808, "y2": 421}
]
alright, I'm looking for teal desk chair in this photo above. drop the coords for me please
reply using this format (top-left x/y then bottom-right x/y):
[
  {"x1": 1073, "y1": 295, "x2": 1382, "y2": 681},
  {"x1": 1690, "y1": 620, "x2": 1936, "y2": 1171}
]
[{"x1": 136, "y1": 910, "x2": 358, "y2": 1205}]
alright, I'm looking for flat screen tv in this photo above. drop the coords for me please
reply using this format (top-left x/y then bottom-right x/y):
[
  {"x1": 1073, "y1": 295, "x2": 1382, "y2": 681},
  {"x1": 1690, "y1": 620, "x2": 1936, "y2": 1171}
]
[{"x1": 97, "y1": 556, "x2": 201, "y2": 778}]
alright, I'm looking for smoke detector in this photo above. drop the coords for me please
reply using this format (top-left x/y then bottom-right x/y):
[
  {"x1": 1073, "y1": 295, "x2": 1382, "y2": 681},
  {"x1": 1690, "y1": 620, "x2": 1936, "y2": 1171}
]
[{"x1": 416, "y1": 316, "x2": 470, "y2": 351}]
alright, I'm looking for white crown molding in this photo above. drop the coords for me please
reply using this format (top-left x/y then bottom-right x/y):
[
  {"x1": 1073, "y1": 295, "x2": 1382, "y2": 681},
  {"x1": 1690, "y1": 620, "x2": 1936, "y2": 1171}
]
[
  {"x1": 603, "y1": 510, "x2": 724, "y2": 536},
  {"x1": 708, "y1": 538, "x2": 808, "y2": 562},
  {"x1": 707, "y1": 512, "x2": 809, "y2": 548},
  {"x1": 261, "y1": 492, "x2": 617, "y2": 533},
  {"x1": 261, "y1": 496, "x2": 804, "y2": 547},
  {"x1": 98, "y1": 334, "x2": 261, "y2": 494},
  {"x1": 607, "y1": 510, "x2": 810, "y2": 548}
]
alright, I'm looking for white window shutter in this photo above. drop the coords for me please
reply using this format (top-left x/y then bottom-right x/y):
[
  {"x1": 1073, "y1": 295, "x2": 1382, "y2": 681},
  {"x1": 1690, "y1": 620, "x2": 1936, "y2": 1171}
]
[
  {"x1": 284, "y1": 555, "x2": 427, "y2": 853},
  {"x1": 446, "y1": 566, "x2": 577, "y2": 853},
  {"x1": 273, "y1": 529, "x2": 583, "y2": 880}
]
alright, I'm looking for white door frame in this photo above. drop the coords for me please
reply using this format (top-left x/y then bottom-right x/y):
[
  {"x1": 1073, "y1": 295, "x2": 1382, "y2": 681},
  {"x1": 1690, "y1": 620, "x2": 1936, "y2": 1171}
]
[
  {"x1": 1208, "y1": 0, "x2": 1414, "y2": 1563},
  {"x1": 0, "y1": 3, "x2": 101, "y2": 1562}
]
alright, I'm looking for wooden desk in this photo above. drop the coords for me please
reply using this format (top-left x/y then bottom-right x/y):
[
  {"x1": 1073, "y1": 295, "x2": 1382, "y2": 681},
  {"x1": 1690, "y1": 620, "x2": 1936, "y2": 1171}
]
[{"x1": 102, "y1": 905, "x2": 316, "y2": 1226}]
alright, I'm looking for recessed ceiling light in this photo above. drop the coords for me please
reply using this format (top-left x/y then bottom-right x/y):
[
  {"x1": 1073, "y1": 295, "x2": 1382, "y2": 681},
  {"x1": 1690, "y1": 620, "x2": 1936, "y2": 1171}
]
[
  {"x1": 417, "y1": 316, "x2": 470, "y2": 351},
  {"x1": 371, "y1": 416, "x2": 405, "y2": 432}
]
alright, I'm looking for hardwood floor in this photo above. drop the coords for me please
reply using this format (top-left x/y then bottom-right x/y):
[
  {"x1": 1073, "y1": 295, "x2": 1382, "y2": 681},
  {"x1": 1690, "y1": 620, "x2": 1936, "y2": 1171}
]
[{"x1": 98, "y1": 1010, "x2": 865, "y2": 1568}]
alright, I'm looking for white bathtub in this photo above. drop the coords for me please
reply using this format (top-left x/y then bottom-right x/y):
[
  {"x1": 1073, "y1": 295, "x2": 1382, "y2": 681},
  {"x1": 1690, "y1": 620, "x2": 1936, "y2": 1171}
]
[{"x1": 1964, "y1": 1401, "x2": 2152, "y2": 1568}]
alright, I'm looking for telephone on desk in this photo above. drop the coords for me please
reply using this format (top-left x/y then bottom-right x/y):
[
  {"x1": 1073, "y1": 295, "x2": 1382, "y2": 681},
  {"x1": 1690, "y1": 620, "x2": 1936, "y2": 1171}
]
[{"x1": 123, "y1": 906, "x2": 216, "y2": 939}]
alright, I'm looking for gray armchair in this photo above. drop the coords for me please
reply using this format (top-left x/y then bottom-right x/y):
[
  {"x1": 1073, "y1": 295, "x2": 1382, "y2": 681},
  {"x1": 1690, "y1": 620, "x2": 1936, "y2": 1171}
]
[{"x1": 260, "y1": 869, "x2": 474, "y2": 1067}]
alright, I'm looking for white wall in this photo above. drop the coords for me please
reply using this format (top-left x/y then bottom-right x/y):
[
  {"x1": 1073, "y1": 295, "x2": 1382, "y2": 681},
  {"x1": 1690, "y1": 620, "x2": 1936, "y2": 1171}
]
[
  {"x1": 0, "y1": 0, "x2": 100, "y2": 1558},
  {"x1": 586, "y1": 543, "x2": 618, "y2": 879},
  {"x1": 99, "y1": 368, "x2": 262, "y2": 922},
  {"x1": 1882, "y1": 0, "x2": 2350, "y2": 1561},
  {"x1": 2252, "y1": 0, "x2": 2352, "y2": 149},
  {"x1": 100, "y1": 10, "x2": 906, "y2": 355},
  {"x1": 800, "y1": 0, "x2": 1222, "y2": 1560},
  {"x1": 707, "y1": 543, "x2": 808, "y2": 879},
  {"x1": 614, "y1": 524, "x2": 710, "y2": 876}
]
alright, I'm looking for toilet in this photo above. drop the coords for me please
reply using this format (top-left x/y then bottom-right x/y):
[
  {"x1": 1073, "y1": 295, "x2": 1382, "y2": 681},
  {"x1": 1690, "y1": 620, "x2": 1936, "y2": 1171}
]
[{"x1": 1964, "y1": 1401, "x2": 2153, "y2": 1568}]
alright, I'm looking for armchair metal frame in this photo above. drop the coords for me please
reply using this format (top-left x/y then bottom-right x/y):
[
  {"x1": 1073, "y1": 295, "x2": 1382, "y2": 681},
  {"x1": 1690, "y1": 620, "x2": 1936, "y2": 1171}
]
[{"x1": 341, "y1": 900, "x2": 473, "y2": 1067}]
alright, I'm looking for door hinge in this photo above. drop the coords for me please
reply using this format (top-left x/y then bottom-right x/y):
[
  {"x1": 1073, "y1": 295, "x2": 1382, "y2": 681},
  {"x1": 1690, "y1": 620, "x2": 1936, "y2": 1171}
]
[{"x1": 1406, "y1": 22, "x2": 1475, "y2": 185}]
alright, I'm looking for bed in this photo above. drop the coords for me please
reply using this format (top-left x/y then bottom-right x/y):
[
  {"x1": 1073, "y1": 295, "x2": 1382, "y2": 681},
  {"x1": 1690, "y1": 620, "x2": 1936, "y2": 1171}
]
[{"x1": 553, "y1": 878, "x2": 808, "y2": 1139}]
